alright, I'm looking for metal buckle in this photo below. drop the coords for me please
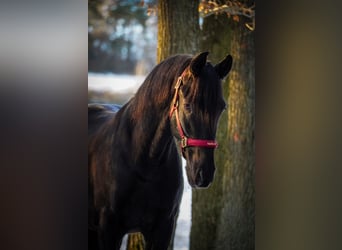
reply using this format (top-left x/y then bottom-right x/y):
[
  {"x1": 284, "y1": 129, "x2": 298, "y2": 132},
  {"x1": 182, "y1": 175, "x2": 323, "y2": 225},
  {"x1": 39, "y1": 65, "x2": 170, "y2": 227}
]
[{"x1": 181, "y1": 137, "x2": 188, "y2": 148}]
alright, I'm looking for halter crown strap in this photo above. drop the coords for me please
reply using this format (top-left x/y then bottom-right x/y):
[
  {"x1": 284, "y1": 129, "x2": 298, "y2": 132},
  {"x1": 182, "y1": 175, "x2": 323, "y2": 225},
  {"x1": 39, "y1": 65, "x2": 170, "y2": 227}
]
[{"x1": 169, "y1": 73, "x2": 218, "y2": 151}]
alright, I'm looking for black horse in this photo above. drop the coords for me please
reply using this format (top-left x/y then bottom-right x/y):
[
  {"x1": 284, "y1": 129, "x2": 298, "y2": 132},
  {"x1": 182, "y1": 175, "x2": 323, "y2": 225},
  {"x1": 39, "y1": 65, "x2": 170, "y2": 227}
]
[{"x1": 88, "y1": 52, "x2": 233, "y2": 249}]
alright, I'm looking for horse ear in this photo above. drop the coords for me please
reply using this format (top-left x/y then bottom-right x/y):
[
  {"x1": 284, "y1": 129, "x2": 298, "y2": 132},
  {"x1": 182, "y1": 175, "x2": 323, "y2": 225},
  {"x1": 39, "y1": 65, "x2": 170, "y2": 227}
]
[
  {"x1": 190, "y1": 51, "x2": 209, "y2": 77},
  {"x1": 214, "y1": 54, "x2": 233, "y2": 79}
]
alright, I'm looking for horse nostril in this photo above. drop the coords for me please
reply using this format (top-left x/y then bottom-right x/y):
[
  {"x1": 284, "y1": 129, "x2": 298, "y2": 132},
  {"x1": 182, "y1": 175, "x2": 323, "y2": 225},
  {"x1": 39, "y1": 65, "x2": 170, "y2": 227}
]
[
  {"x1": 195, "y1": 169, "x2": 213, "y2": 188},
  {"x1": 199, "y1": 170, "x2": 204, "y2": 181},
  {"x1": 195, "y1": 169, "x2": 204, "y2": 186}
]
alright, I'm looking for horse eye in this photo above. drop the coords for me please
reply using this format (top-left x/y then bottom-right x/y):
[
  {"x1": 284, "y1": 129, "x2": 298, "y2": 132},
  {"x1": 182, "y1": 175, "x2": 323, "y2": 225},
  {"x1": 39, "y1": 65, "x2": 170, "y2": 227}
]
[
  {"x1": 184, "y1": 103, "x2": 192, "y2": 112},
  {"x1": 220, "y1": 102, "x2": 227, "y2": 110}
]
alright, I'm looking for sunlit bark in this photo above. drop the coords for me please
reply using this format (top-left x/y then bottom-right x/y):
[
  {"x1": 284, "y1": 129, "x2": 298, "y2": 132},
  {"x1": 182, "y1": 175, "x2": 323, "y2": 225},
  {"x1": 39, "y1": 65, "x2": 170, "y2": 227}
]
[{"x1": 126, "y1": 233, "x2": 145, "y2": 250}]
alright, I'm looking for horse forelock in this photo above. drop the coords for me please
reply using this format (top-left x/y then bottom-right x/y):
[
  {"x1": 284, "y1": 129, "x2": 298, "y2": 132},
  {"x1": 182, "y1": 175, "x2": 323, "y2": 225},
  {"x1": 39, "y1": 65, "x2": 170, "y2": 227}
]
[
  {"x1": 188, "y1": 63, "x2": 222, "y2": 109},
  {"x1": 180, "y1": 62, "x2": 224, "y2": 136}
]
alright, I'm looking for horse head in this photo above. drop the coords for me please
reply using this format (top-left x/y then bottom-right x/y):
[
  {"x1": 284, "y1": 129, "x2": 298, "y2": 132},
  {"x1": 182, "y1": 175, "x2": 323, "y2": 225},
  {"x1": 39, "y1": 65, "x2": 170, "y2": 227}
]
[{"x1": 170, "y1": 52, "x2": 233, "y2": 188}]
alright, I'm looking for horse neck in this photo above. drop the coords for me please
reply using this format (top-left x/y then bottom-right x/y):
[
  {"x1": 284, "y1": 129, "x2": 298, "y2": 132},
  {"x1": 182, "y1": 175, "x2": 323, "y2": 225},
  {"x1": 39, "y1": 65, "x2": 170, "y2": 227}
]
[
  {"x1": 126, "y1": 62, "x2": 190, "y2": 164},
  {"x1": 129, "y1": 99, "x2": 176, "y2": 164}
]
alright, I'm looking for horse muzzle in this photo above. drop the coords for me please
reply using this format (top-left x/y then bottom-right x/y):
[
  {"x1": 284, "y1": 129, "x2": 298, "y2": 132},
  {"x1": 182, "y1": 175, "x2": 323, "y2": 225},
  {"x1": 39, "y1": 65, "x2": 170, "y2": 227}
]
[{"x1": 185, "y1": 160, "x2": 216, "y2": 189}]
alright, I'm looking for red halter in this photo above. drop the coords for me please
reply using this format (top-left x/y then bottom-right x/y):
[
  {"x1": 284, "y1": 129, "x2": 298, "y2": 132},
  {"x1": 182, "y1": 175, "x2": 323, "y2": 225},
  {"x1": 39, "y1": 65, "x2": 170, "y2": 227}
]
[{"x1": 169, "y1": 73, "x2": 218, "y2": 154}]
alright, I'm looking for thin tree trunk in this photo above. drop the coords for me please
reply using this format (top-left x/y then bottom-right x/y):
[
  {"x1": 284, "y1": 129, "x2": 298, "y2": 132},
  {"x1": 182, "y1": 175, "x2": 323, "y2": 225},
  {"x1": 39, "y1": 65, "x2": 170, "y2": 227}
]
[{"x1": 126, "y1": 233, "x2": 145, "y2": 250}]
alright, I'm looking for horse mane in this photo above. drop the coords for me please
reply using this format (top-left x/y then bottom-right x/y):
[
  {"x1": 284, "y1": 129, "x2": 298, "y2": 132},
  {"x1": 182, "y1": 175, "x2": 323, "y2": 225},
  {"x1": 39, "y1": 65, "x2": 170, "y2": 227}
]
[{"x1": 130, "y1": 54, "x2": 192, "y2": 121}]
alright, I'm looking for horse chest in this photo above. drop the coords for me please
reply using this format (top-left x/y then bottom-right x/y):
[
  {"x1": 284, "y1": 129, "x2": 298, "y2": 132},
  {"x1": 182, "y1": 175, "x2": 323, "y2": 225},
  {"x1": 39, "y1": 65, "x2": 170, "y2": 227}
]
[{"x1": 118, "y1": 174, "x2": 183, "y2": 232}]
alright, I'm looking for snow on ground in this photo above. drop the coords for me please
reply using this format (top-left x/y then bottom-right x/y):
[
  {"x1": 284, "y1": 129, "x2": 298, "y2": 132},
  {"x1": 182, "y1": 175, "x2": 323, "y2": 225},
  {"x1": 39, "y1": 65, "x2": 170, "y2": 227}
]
[
  {"x1": 89, "y1": 73, "x2": 192, "y2": 250},
  {"x1": 173, "y1": 160, "x2": 192, "y2": 250},
  {"x1": 88, "y1": 72, "x2": 145, "y2": 93}
]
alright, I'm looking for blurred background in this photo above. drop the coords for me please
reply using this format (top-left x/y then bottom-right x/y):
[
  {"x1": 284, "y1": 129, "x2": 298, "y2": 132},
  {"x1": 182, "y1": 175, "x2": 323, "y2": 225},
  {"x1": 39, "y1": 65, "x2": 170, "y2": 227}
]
[{"x1": 88, "y1": 0, "x2": 156, "y2": 104}]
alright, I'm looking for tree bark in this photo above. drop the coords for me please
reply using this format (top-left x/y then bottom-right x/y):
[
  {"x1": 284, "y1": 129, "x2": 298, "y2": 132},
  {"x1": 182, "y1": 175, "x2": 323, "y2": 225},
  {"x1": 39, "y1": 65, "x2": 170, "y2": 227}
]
[
  {"x1": 157, "y1": 2, "x2": 200, "y2": 248},
  {"x1": 190, "y1": 14, "x2": 232, "y2": 250},
  {"x1": 126, "y1": 233, "x2": 145, "y2": 250},
  {"x1": 157, "y1": 0, "x2": 199, "y2": 62},
  {"x1": 215, "y1": 20, "x2": 255, "y2": 250},
  {"x1": 190, "y1": 10, "x2": 255, "y2": 250}
]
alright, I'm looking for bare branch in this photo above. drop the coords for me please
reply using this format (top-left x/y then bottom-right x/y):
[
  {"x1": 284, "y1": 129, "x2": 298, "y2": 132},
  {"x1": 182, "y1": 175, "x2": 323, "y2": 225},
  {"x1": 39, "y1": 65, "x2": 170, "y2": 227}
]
[{"x1": 199, "y1": 1, "x2": 255, "y2": 31}]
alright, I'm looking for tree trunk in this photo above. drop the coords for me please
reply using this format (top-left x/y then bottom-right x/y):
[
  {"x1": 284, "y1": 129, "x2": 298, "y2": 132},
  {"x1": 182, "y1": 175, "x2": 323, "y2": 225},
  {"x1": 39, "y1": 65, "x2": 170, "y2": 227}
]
[
  {"x1": 126, "y1": 233, "x2": 145, "y2": 250},
  {"x1": 157, "y1": 0, "x2": 199, "y2": 62},
  {"x1": 157, "y1": 2, "x2": 200, "y2": 248},
  {"x1": 190, "y1": 14, "x2": 232, "y2": 250},
  {"x1": 190, "y1": 11, "x2": 255, "y2": 250},
  {"x1": 215, "y1": 20, "x2": 255, "y2": 250}
]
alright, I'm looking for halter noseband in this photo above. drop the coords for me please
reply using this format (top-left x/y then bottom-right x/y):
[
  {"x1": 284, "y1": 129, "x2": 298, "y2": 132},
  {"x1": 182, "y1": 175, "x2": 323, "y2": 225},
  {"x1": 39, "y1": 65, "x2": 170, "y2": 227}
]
[{"x1": 169, "y1": 72, "x2": 218, "y2": 155}]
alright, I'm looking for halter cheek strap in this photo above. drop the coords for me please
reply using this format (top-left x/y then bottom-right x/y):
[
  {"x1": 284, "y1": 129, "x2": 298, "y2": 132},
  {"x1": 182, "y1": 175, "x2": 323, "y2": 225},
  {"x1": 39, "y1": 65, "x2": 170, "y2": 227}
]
[{"x1": 169, "y1": 74, "x2": 218, "y2": 154}]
